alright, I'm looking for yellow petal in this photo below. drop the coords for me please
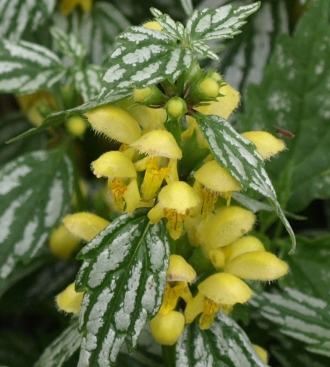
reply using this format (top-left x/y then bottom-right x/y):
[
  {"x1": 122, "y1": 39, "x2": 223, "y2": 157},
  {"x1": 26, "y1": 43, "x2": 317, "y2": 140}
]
[
  {"x1": 198, "y1": 273, "x2": 253, "y2": 305},
  {"x1": 85, "y1": 105, "x2": 141, "y2": 144},
  {"x1": 242, "y1": 131, "x2": 285, "y2": 159},
  {"x1": 167, "y1": 255, "x2": 196, "y2": 282},
  {"x1": 49, "y1": 225, "x2": 80, "y2": 260},
  {"x1": 150, "y1": 311, "x2": 185, "y2": 345},
  {"x1": 56, "y1": 283, "x2": 84, "y2": 314},
  {"x1": 184, "y1": 292, "x2": 204, "y2": 324},
  {"x1": 130, "y1": 130, "x2": 182, "y2": 159},
  {"x1": 224, "y1": 251, "x2": 289, "y2": 281},
  {"x1": 63, "y1": 212, "x2": 109, "y2": 242},
  {"x1": 222, "y1": 236, "x2": 265, "y2": 262},
  {"x1": 253, "y1": 344, "x2": 268, "y2": 363},
  {"x1": 200, "y1": 206, "x2": 255, "y2": 249},
  {"x1": 91, "y1": 151, "x2": 137, "y2": 179}
]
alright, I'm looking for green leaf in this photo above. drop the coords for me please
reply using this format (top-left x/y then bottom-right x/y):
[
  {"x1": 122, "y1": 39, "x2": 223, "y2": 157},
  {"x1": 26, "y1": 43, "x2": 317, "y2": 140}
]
[
  {"x1": 219, "y1": 0, "x2": 289, "y2": 95},
  {"x1": 179, "y1": 0, "x2": 193, "y2": 17},
  {"x1": 80, "y1": 2, "x2": 131, "y2": 65},
  {"x1": 34, "y1": 319, "x2": 81, "y2": 367},
  {"x1": 238, "y1": 0, "x2": 330, "y2": 212},
  {"x1": 175, "y1": 312, "x2": 268, "y2": 367},
  {"x1": 0, "y1": 112, "x2": 45, "y2": 165},
  {"x1": 50, "y1": 26, "x2": 86, "y2": 62},
  {"x1": 185, "y1": 2, "x2": 260, "y2": 59},
  {"x1": 0, "y1": 148, "x2": 74, "y2": 294},
  {"x1": 0, "y1": 39, "x2": 65, "y2": 94},
  {"x1": 75, "y1": 210, "x2": 170, "y2": 367},
  {"x1": 0, "y1": 0, "x2": 56, "y2": 40},
  {"x1": 73, "y1": 65, "x2": 104, "y2": 102},
  {"x1": 279, "y1": 235, "x2": 330, "y2": 303},
  {"x1": 250, "y1": 287, "x2": 330, "y2": 358},
  {"x1": 195, "y1": 113, "x2": 296, "y2": 252},
  {"x1": 99, "y1": 24, "x2": 193, "y2": 101}
]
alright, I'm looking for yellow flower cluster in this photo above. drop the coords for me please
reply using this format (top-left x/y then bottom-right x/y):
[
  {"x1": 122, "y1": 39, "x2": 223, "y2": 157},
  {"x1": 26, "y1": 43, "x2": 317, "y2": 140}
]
[{"x1": 52, "y1": 50, "x2": 287, "y2": 349}]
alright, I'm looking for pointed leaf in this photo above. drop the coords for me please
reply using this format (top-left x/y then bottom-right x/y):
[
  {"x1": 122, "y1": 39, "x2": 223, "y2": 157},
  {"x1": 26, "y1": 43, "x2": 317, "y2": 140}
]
[
  {"x1": 34, "y1": 319, "x2": 81, "y2": 367},
  {"x1": 76, "y1": 210, "x2": 170, "y2": 367},
  {"x1": 179, "y1": 0, "x2": 193, "y2": 17},
  {"x1": 0, "y1": 39, "x2": 65, "y2": 94},
  {"x1": 175, "y1": 312, "x2": 268, "y2": 367},
  {"x1": 0, "y1": 0, "x2": 56, "y2": 40},
  {"x1": 196, "y1": 113, "x2": 296, "y2": 252},
  {"x1": 186, "y1": 3, "x2": 260, "y2": 42},
  {"x1": 150, "y1": 8, "x2": 185, "y2": 39},
  {"x1": 238, "y1": 0, "x2": 330, "y2": 211},
  {"x1": 99, "y1": 25, "x2": 193, "y2": 101},
  {"x1": 0, "y1": 149, "x2": 74, "y2": 293},
  {"x1": 250, "y1": 287, "x2": 330, "y2": 358},
  {"x1": 50, "y1": 26, "x2": 86, "y2": 61}
]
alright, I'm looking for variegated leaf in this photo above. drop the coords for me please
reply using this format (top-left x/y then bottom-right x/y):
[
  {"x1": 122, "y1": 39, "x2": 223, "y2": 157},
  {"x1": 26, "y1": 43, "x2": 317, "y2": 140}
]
[
  {"x1": 0, "y1": 39, "x2": 65, "y2": 94},
  {"x1": 76, "y1": 210, "x2": 170, "y2": 367},
  {"x1": 176, "y1": 312, "x2": 268, "y2": 367},
  {"x1": 34, "y1": 319, "x2": 81, "y2": 367},
  {"x1": 0, "y1": 149, "x2": 74, "y2": 293},
  {"x1": 179, "y1": 0, "x2": 194, "y2": 17},
  {"x1": 74, "y1": 65, "x2": 104, "y2": 102},
  {"x1": 250, "y1": 287, "x2": 330, "y2": 358},
  {"x1": 186, "y1": 2, "x2": 260, "y2": 43},
  {"x1": 50, "y1": 26, "x2": 86, "y2": 61},
  {"x1": 0, "y1": 0, "x2": 56, "y2": 40},
  {"x1": 150, "y1": 8, "x2": 186, "y2": 39},
  {"x1": 99, "y1": 26, "x2": 193, "y2": 101},
  {"x1": 196, "y1": 113, "x2": 296, "y2": 252}
]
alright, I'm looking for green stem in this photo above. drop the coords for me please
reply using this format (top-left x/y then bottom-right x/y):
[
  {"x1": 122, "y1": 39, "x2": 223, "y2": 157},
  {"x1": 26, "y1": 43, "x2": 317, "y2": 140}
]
[{"x1": 162, "y1": 345, "x2": 176, "y2": 367}]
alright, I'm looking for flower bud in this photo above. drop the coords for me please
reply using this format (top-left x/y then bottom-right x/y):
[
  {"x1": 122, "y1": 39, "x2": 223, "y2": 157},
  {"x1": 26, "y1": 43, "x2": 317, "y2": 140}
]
[
  {"x1": 56, "y1": 282, "x2": 84, "y2": 314},
  {"x1": 189, "y1": 77, "x2": 220, "y2": 104},
  {"x1": 150, "y1": 311, "x2": 185, "y2": 345},
  {"x1": 85, "y1": 105, "x2": 141, "y2": 144},
  {"x1": 66, "y1": 115, "x2": 87, "y2": 137},
  {"x1": 63, "y1": 212, "x2": 110, "y2": 242},
  {"x1": 224, "y1": 251, "x2": 289, "y2": 281},
  {"x1": 166, "y1": 97, "x2": 187, "y2": 119},
  {"x1": 49, "y1": 225, "x2": 80, "y2": 259},
  {"x1": 133, "y1": 85, "x2": 166, "y2": 107},
  {"x1": 167, "y1": 255, "x2": 196, "y2": 283},
  {"x1": 242, "y1": 131, "x2": 285, "y2": 159}
]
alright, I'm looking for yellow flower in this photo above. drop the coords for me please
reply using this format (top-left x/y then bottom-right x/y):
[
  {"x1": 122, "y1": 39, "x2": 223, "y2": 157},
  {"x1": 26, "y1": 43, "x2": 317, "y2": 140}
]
[
  {"x1": 131, "y1": 130, "x2": 182, "y2": 201},
  {"x1": 85, "y1": 105, "x2": 141, "y2": 144},
  {"x1": 149, "y1": 310, "x2": 185, "y2": 345},
  {"x1": 242, "y1": 131, "x2": 285, "y2": 159},
  {"x1": 148, "y1": 181, "x2": 199, "y2": 239},
  {"x1": 65, "y1": 115, "x2": 88, "y2": 137},
  {"x1": 199, "y1": 206, "x2": 255, "y2": 251},
  {"x1": 91, "y1": 151, "x2": 141, "y2": 212},
  {"x1": 194, "y1": 160, "x2": 242, "y2": 217},
  {"x1": 159, "y1": 255, "x2": 196, "y2": 315},
  {"x1": 56, "y1": 282, "x2": 84, "y2": 314},
  {"x1": 253, "y1": 344, "x2": 268, "y2": 363},
  {"x1": 142, "y1": 21, "x2": 163, "y2": 30},
  {"x1": 62, "y1": 212, "x2": 109, "y2": 242},
  {"x1": 49, "y1": 225, "x2": 80, "y2": 260},
  {"x1": 59, "y1": 0, "x2": 92, "y2": 16},
  {"x1": 224, "y1": 251, "x2": 289, "y2": 281},
  {"x1": 185, "y1": 273, "x2": 252, "y2": 329},
  {"x1": 222, "y1": 235, "x2": 265, "y2": 262}
]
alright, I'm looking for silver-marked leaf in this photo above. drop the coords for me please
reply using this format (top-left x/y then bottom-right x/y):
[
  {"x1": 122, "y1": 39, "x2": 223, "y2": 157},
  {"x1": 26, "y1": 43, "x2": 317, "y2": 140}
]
[
  {"x1": 186, "y1": 2, "x2": 260, "y2": 42},
  {"x1": 50, "y1": 26, "x2": 86, "y2": 61},
  {"x1": 176, "y1": 312, "x2": 268, "y2": 367},
  {"x1": 80, "y1": 2, "x2": 130, "y2": 65},
  {"x1": 76, "y1": 210, "x2": 170, "y2": 367},
  {"x1": 150, "y1": 8, "x2": 185, "y2": 39},
  {"x1": 0, "y1": 0, "x2": 56, "y2": 40},
  {"x1": 196, "y1": 113, "x2": 296, "y2": 252},
  {"x1": 99, "y1": 26, "x2": 193, "y2": 101},
  {"x1": 0, "y1": 39, "x2": 65, "y2": 94},
  {"x1": 34, "y1": 319, "x2": 81, "y2": 367},
  {"x1": 250, "y1": 287, "x2": 330, "y2": 358},
  {"x1": 0, "y1": 149, "x2": 74, "y2": 293},
  {"x1": 179, "y1": 0, "x2": 194, "y2": 17},
  {"x1": 74, "y1": 65, "x2": 104, "y2": 102}
]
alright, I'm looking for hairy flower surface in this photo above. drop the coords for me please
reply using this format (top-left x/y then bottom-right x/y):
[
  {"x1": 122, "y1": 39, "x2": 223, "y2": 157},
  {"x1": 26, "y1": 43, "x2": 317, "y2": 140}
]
[
  {"x1": 56, "y1": 282, "x2": 84, "y2": 314},
  {"x1": 242, "y1": 131, "x2": 285, "y2": 159},
  {"x1": 150, "y1": 311, "x2": 185, "y2": 345},
  {"x1": 49, "y1": 225, "x2": 80, "y2": 259}
]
